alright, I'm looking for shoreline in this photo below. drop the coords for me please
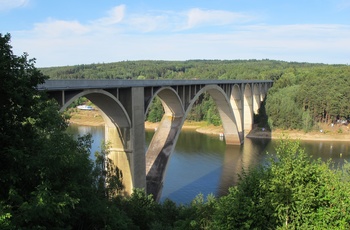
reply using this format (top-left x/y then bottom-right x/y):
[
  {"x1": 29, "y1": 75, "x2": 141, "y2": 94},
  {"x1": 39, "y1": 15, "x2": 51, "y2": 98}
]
[
  {"x1": 246, "y1": 128, "x2": 350, "y2": 142},
  {"x1": 68, "y1": 109, "x2": 350, "y2": 142}
]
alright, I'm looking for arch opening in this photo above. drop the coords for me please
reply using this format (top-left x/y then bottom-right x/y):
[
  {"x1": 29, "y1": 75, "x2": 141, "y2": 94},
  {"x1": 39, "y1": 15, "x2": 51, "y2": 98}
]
[
  {"x1": 145, "y1": 87, "x2": 185, "y2": 200},
  {"x1": 184, "y1": 85, "x2": 242, "y2": 145},
  {"x1": 61, "y1": 89, "x2": 133, "y2": 196}
]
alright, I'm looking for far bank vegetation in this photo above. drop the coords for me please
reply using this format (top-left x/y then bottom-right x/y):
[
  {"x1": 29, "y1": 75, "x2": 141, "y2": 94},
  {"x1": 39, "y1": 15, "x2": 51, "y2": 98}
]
[{"x1": 41, "y1": 60, "x2": 350, "y2": 132}]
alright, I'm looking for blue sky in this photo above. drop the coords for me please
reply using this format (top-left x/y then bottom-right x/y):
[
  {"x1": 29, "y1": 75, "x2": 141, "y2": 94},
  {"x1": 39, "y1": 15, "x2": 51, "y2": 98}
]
[{"x1": 1, "y1": 0, "x2": 349, "y2": 67}]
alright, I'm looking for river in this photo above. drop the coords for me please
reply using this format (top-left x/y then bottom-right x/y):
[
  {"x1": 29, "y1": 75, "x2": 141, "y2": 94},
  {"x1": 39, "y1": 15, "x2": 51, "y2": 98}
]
[{"x1": 67, "y1": 125, "x2": 350, "y2": 204}]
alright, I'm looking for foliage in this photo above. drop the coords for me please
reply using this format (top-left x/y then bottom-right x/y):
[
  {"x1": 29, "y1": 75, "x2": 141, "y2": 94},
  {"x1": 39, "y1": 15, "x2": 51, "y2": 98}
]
[
  {"x1": 297, "y1": 74, "x2": 350, "y2": 124},
  {"x1": 40, "y1": 59, "x2": 337, "y2": 82},
  {"x1": 146, "y1": 96, "x2": 164, "y2": 122},
  {"x1": 68, "y1": 96, "x2": 90, "y2": 108},
  {"x1": 187, "y1": 93, "x2": 222, "y2": 126},
  {"x1": 212, "y1": 139, "x2": 350, "y2": 229},
  {"x1": 266, "y1": 85, "x2": 304, "y2": 129},
  {"x1": 147, "y1": 93, "x2": 222, "y2": 126},
  {"x1": 0, "y1": 33, "x2": 134, "y2": 229},
  {"x1": 173, "y1": 194, "x2": 217, "y2": 230},
  {"x1": 93, "y1": 142, "x2": 125, "y2": 199}
]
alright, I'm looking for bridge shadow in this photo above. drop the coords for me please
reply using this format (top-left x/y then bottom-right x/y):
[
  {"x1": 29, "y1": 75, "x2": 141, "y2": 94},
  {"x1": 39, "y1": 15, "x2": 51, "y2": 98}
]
[
  {"x1": 160, "y1": 164, "x2": 223, "y2": 204},
  {"x1": 247, "y1": 97, "x2": 272, "y2": 140},
  {"x1": 150, "y1": 96, "x2": 272, "y2": 203},
  {"x1": 159, "y1": 136, "x2": 272, "y2": 204}
]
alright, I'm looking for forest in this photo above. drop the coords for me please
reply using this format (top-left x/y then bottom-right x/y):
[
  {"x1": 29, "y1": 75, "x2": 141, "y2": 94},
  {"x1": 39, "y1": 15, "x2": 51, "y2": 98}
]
[
  {"x1": 40, "y1": 58, "x2": 350, "y2": 131},
  {"x1": 2, "y1": 32, "x2": 350, "y2": 229}
]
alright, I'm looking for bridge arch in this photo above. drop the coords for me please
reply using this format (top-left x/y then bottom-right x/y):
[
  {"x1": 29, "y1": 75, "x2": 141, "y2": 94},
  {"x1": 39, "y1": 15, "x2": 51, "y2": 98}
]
[
  {"x1": 184, "y1": 85, "x2": 242, "y2": 145},
  {"x1": 145, "y1": 85, "x2": 242, "y2": 199},
  {"x1": 145, "y1": 87, "x2": 185, "y2": 200},
  {"x1": 145, "y1": 87, "x2": 185, "y2": 120},
  {"x1": 61, "y1": 89, "x2": 131, "y2": 128},
  {"x1": 61, "y1": 89, "x2": 134, "y2": 196}
]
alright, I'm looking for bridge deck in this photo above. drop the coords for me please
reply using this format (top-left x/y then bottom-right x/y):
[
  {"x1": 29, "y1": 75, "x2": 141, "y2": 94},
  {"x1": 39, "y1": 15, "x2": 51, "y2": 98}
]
[{"x1": 38, "y1": 79, "x2": 273, "y2": 90}]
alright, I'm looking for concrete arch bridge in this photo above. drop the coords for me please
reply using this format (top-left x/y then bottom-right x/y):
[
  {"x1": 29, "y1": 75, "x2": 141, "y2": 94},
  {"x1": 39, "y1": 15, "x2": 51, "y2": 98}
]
[{"x1": 38, "y1": 79, "x2": 273, "y2": 200}]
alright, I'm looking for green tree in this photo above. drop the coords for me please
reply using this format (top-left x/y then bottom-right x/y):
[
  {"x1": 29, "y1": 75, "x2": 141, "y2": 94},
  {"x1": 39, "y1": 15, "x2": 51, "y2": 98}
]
[
  {"x1": 147, "y1": 96, "x2": 164, "y2": 122},
  {"x1": 0, "y1": 32, "x2": 89, "y2": 228},
  {"x1": 212, "y1": 139, "x2": 350, "y2": 229},
  {"x1": 118, "y1": 189, "x2": 158, "y2": 230},
  {"x1": 266, "y1": 85, "x2": 303, "y2": 130},
  {"x1": 0, "y1": 33, "x2": 134, "y2": 229},
  {"x1": 174, "y1": 194, "x2": 217, "y2": 230}
]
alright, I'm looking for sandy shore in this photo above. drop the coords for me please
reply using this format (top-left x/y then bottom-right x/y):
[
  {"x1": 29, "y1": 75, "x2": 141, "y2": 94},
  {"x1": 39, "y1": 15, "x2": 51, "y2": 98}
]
[
  {"x1": 68, "y1": 109, "x2": 350, "y2": 142},
  {"x1": 68, "y1": 109, "x2": 105, "y2": 126},
  {"x1": 247, "y1": 127, "x2": 350, "y2": 142}
]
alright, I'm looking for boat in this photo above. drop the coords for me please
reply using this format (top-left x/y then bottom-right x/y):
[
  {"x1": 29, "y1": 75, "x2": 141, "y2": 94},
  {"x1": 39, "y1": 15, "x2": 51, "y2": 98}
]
[{"x1": 77, "y1": 105, "x2": 94, "y2": 110}]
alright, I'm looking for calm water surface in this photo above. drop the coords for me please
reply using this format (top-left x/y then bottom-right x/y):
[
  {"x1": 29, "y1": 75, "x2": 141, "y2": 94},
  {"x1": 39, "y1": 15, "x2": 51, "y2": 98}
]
[{"x1": 67, "y1": 125, "x2": 350, "y2": 204}]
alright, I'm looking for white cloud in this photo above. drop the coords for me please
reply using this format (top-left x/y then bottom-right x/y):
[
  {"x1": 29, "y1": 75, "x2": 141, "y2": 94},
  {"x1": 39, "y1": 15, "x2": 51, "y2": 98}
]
[
  {"x1": 32, "y1": 19, "x2": 89, "y2": 38},
  {"x1": 0, "y1": 0, "x2": 29, "y2": 11},
  {"x1": 128, "y1": 14, "x2": 169, "y2": 32},
  {"x1": 184, "y1": 8, "x2": 254, "y2": 29},
  {"x1": 93, "y1": 5, "x2": 125, "y2": 26}
]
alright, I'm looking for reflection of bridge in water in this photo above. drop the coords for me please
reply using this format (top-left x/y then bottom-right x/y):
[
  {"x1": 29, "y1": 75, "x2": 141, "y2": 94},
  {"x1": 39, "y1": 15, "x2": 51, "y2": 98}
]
[{"x1": 38, "y1": 79, "x2": 273, "y2": 200}]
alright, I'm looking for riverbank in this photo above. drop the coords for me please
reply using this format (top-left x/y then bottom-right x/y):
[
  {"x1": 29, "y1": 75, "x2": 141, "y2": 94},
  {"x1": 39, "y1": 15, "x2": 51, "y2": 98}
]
[
  {"x1": 247, "y1": 127, "x2": 350, "y2": 142},
  {"x1": 68, "y1": 108, "x2": 105, "y2": 126},
  {"x1": 68, "y1": 108, "x2": 350, "y2": 142},
  {"x1": 67, "y1": 108, "x2": 224, "y2": 133}
]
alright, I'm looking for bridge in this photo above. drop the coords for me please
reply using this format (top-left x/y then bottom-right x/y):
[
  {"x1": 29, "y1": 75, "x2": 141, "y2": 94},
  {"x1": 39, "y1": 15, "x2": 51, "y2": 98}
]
[{"x1": 38, "y1": 79, "x2": 273, "y2": 200}]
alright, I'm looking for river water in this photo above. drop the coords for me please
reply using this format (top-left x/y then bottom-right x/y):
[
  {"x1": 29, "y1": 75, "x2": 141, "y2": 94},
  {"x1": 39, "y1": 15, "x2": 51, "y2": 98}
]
[{"x1": 67, "y1": 125, "x2": 350, "y2": 204}]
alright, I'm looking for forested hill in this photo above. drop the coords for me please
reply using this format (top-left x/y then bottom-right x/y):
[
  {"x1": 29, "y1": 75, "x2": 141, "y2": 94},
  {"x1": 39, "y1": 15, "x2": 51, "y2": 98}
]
[
  {"x1": 39, "y1": 59, "x2": 347, "y2": 81},
  {"x1": 40, "y1": 60, "x2": 350, "y2": 131}
]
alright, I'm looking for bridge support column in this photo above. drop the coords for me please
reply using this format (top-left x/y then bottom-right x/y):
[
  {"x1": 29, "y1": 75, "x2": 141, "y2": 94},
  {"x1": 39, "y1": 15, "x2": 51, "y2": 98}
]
[
  {"x1": 146, "y1": 115, "x2": 183, "y2": 201},
  {"x1": 105, "y1": 87, "x2": 146, "y2": 196},
  {"x1": 243, "y1": 84, "x2": 253, "y2": 135},
  {"x1": 130, "y1": 87, "x2": 146, "y2": 191}
]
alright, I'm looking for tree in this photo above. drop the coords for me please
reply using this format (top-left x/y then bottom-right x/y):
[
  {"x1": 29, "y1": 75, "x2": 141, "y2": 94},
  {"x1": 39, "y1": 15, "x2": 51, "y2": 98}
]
[
  {"x1": 1, "y1": 32, "x2": 83, "y2": 228},
  {"x1": 0, "y1": 33, "x2": 135, "y2": 229},
  {"x1": 211, "y1": 139, "x2": 350, "y2": 229},
  {"x1": 266, "y1": 85, "x2": 303, "y2": 130},
  {"x1": 147, "y1": 96, "x2": 164, "y2": 122}
]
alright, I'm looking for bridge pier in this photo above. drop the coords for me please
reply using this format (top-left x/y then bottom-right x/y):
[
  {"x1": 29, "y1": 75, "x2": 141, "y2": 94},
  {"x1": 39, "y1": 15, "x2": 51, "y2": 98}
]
[
  {"x1": 116, "y1": 87, "x2": 146, "y2": 194},
  {"x1": 145, "y1": 115, "x2": 183, "y2": 200}
]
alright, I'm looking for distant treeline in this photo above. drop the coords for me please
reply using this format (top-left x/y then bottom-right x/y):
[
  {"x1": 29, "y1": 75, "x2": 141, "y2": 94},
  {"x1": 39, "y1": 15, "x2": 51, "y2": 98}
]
[
  {"x1": 40, "y1": 59, "x2": 335, "y2": 80},
  {"x1": 40, "y1": 60, "x2": 350, "y2": 131}
]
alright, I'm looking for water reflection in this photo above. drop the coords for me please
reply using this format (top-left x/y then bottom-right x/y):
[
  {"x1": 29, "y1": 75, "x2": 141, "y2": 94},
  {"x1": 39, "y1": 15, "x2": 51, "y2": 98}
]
[
  {"x1": 159, "y1": 131, "x2": 225, "y2": 204},
  {"x1": 302, "y1": 141, "x2": 350, "y2": 168},
  {"x1": 66, "y1": 125, "x2": 105, "y2": 161},
  {"x1": 217, "y1": 138, "x2": 272, "y2": 197},
  {"x1": 69, "y1": 125, "x2": 350, "y2": 204}
]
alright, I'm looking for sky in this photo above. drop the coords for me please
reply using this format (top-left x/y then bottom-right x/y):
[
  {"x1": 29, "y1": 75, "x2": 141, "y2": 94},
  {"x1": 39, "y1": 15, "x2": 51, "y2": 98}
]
[{"x1": 1, "y1": 0, "x2": 349, "y2": 67}]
